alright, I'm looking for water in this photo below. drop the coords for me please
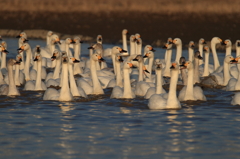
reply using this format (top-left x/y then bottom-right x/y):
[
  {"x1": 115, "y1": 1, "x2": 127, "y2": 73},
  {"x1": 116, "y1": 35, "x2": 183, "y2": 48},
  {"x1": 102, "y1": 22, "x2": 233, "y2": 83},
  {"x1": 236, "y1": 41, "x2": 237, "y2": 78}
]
[{"x1": 0, "y1": 38, "x2": 239, "y2": 159}]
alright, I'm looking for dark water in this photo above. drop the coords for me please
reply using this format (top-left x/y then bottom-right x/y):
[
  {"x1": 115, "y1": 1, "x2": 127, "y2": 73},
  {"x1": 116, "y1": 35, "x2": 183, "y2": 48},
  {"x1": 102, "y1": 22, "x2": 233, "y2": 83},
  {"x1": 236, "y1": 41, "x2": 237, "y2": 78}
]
[{"x1": 0, "y1": 38, "x2": 239, "y2": 159}]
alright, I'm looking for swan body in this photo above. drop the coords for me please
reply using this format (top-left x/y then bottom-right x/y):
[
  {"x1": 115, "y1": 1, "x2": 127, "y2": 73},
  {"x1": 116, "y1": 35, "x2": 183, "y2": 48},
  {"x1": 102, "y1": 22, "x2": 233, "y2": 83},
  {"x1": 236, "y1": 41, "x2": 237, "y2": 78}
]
[{"x1": 148, "y1": 62, "x2": 181, "y2": 110}]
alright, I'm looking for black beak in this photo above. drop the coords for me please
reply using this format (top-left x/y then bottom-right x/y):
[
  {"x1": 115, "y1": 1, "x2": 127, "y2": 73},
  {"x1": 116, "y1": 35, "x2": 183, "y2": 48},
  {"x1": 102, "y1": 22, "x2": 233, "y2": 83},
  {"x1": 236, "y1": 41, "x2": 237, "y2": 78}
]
[
  {"x1": 34, "y1": 58, "x2": 38, "y2": 61},
  {"x1": 151, "y1": 48, "x2": 156, "y2": 52},
  {"x1": 203, "y1": 41, "x2": 207, "y2": 44},
  {"x1": 118, "y1": 56, "x2": 124, "y2": 62},
  {"x1": 36, "y1": 47, "x2": 40, "y2": 53},
  {"x1": 143, "y1": 55, "x2": 148, "y2": 58},
  {"x1": 198, "y1": 55, "x2": 203, "y2": 60},
  {"x1": 144, "y1": 69, "x2": 150, "y2": 73},
  {"x1": 99, "y1": 57, "x2": 105, "y2": 62},
  {"x1": 71, "y1": 40, "x2": 76, "y2": 44},
  {"x1": 170, "y1": 65, "x2": 175, "y2": 69},
  {"x1": 191, "y1": 44, "x2": 195, "y2": 48},
  {"x1": 15, "y1": 61, "x2": 21, "y2": 65},
  {"x1": 162, "y1": 45, "x2": 167, "y2": 49},
  {"x1": 221, "y1": 41, "x2": 226, "y2": 45},
  {"x1": 88, "y1": 46, "x2": 94, "y2": 49},
  {"x1": 3, "y1": 50, "x2": 9, "y2": 53},
  {"x1": 19, "y1": 58, "x2": 22, "y2": 62},
  {"x1": 230, "y1": 59, "x2": 238, "y2": 63},
  {"x1": 23, "y1": 39, "x2": 29, "y2": 43},
  {"x1": 73, "y1": 59, "x2": 80, "y2": 63},
  {"x1": 51, "y1": 55, "x2": 56, "y2": 61},
  {"x1": 132, "y1": 58, "x2": 138, "y2": 61},
  {"x1": 16, "y1": 35, "x2": 21, "y2": 38},
  {"x1": 120, "y1": 49, "x2": 127, "y2": 53}
]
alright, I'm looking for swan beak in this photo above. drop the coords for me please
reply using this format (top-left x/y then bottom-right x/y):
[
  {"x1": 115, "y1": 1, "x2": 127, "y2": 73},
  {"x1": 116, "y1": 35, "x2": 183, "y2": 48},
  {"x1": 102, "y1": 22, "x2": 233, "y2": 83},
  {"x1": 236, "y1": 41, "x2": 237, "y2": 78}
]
[
  {"x1": 162, "y1": 44, "x2": 168, "y2": 49},
  {"x1": 63, "y1": 57, "x2": 68, "y2": 63},
  {"x1": 14, "y1": 61, "x2": 21, "y2": 65},
  {"x1": 156, "y1": 64, "x2": 161, "y2": 69},
  {"x1": 230, "y1": 58, "x2": 238, "y2": 63},
  {"x1": 191, "y1": 44, "x2": 195, "y2": 48},
  {"x1": 73, "y1": 58, "x2": 80, "y2": 63},
  {"x1": 128, "y1": 63, "x2": 135, "y2": 68},
  {"x1": 118, "y1": 56, "x2": 124, "y2": 62},
  {"x1": 19, "y1": 57, "x2": 22, "y2": 62},
  {"x1": 36, "y1": 47, "x2": 41, "y2": 53},
  {"x1": 197, "y1": 55, "x2": 203, "y2": 60},
  {"x1": 143, "y1": 53, "x2": 149, "y2": 58},
  {"x1": 70, "y1": 39, "x2": 76, "y2": 44},
  {"x1": 2, "y1": 48, "x2": 9, "y2": 54},
  {"x1": 119, "y1": 48, "x2": 127, "y2": 53},
  {"x1": 143, "y1": 66, "x2": 150, "y2": 73},
  {"x1": 17, "y1": 46, "x2": 24, "y2": 53},
  {"x1": 98, "y1": 55, "x2": 105, "y2": 62},
  {"x1": 203, "y1": 40, "x2": 207, "y2": 44},
  {"x1": 23, "y1": 39, "x2": 29, "y2": 43},
  {"x1": 51, "y1": 54, "x2": 56, "y2": 61},
  {"x1": 132, "y1": 58, "x2": 138, "y2": 61},
  {"x1": 150, "y1": 47, "x2": 155, "y2": 52},
  {"x1": 170, "y1": 63, "x2": 177, "y2": 69},
  {"x1": 16, "y1": 34, "x2": 21, "y2": 38},
  {"x1": 34, "y1": 57, "x2": 38, "y2": 61},
  {"x1": 221, "y1": 41, "x2": 227, "y2": 45},
  {"x1": 203, "y1": 47, "x2": 208, "y2": 52},
  {"x1": 88, "y1": 46, "x2": 94, "y2": 49}
]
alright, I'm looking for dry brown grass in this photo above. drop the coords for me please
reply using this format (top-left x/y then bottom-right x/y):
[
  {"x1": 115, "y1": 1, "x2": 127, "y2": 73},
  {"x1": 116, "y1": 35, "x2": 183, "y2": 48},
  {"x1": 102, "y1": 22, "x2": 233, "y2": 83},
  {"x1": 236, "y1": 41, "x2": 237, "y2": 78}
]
[{"x1": 1, "y1": 0, "x2": 240, "y2": 14}]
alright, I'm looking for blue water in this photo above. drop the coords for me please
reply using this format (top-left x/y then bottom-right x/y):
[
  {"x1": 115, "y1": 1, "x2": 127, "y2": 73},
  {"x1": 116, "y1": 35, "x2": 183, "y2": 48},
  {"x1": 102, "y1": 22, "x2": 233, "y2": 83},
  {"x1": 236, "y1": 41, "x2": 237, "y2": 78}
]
[{"x1": 0, "y1": 38, "x2": 239, "y2": 159}]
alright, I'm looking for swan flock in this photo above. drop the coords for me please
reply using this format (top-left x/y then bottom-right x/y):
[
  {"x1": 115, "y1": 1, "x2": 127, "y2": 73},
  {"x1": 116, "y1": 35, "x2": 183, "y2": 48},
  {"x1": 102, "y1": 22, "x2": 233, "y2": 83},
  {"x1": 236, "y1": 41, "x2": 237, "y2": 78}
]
[{"x1": 0, "y1": 30, "x2": 239, "y2": 109}]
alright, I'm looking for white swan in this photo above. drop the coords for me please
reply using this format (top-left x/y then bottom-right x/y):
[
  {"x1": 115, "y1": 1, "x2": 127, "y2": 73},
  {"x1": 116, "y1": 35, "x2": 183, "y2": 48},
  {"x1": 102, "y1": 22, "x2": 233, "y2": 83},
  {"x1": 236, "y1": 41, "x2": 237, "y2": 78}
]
[
  {"x1": 226, "y1": 56, "x2": 240, "y2": 91},
  {"x1": 18, "y1": 43, "x2": 33, "y2": 81},
  {"x1": 211, "y1": 37, "x2": 222, "y2": 71},
  {"x1": 193, "y1": 51, "x2": 203, "y2": 84},
  {"x1": 143, "y1": 51, "x2": 154, "y2": 82},
  {"x1": 73, "y1": 36, "x2": 83, "y2": 75},
  {"x1": 43, "y1": 54, "x2": 73, "y2": 101},
  {"x1": 172, "y1": 38, "x2": 182, "y2": 64},
  {"x1": 110, "y1": 61, "x2": 136, "y2": 99},
  {"x1": 144, "y1": 62, "x2": 166, "y2": 99},
  {"x1": 14, "y1": 54, "x2": 23, "y2": 86},
  {"x1": 198, "y1": 38, "x2": 206, "y2": 65},
  {"x1": 163, "y1": 42, "x2": 173, "y2": 77},
  {"x1": 0, "y1": 59, "x2": 20, "y2": 96},
  {"x1": 24, "y1": 53, "x2": 47, "y2": 91},
  {"x1": 188, "y1": 41, "x2": 195, "y2": 61},
  {"x1": 78, "y1": 53, "x2": 105, "y2": 95},
  {"x1": 111, "y1": 46, "x2": 127, "y2": 75},
  {"x1": 0, "y1": 43, "x2": 9, "y2": 76},
  {"x1": 179, "y1": 57, "x2": 188, "y2": 85},
  {"x1": 178, "y1": 61, "x2": 206, "y2": 101},
  {"x1": 148, "y1": 62, "x2": 181, "y2": 110},
  {"x1": 122, "y1": 29, "x2": 129, "y2": 52}
]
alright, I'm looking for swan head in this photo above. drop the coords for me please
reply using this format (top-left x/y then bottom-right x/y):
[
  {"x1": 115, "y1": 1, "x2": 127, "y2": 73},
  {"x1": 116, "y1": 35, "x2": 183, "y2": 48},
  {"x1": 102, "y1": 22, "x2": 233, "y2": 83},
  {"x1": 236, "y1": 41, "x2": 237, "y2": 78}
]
[
  {"x1": 17, "y1": 43, "x2": 30, "y2": 53},
  {"x1": 143, "y1": 51, "x2": 154, "y2": 58},
  {"x1": 51, "y1": 50, "x2": 60, "y2": 61},
  {"x1": 170, "y1": 62, "x2": 180, "y2": 70},
  {"x1": 0, "y1": 44, "x2": 8, "y2": 53},
  {"x1": 66, "y1": 38, "x2": 75, "y2": 44},
  {"x1": 136, "y1": 38, "x2": 142, "y2": 45},
  {"x1": 16, "y1": 32, "x2": 27, "y2": 39},
  {"x1": 73, "y1": 36, "x2": 83, "y2": 44},
  {"x1": 51, "y1": 34, "x2": 61, "y2": 45},
  {"x1": 203, "y1": 46, "x2": 210, "y2": 53},
  {"x1": 130, "y1": 35, "x2": 136, "y2": 42},
  {"x1": 132, "y1": 55, "x2": 143, "y2": 62},
  {"x1": 92, "y1": 53, "x2": 105, "y2": 62},
  {"x1": 235, "y1": 56, "x2": 240, "y2": 64},
  {"x1": 96, "y1": 35, "x2": 102, "y2": 44},
  {"x1": 20, "y1": 37, "x2": 28, "y2": 44},
  {"x1": 122, "y1": 29, "x2": 129, "y2": 35},
  {"x1": 222, "y1": 39, "x2": 232, "y2": 47},
  {"x1": 16, "y1": 54, "x2": 22, "y2": 63},
  {"x1": 115, "y1": 54, "x2": 124, "y2": 62},
  {"x1": 135, "y1": 33, "x2": 140, "y2": 39},
  {"x1": 189, "y1": 41, "x2": 195, "y2": 48},
  {"x1": 182, "y1": 61, "x2": 193, "y2": 70},
  {"x1": 33, "y1": 54, "x2": 42, "y2": 62},
  {"x1": 172, "y1": 38, "x2": 182, "y2": 45},
  {"x1": 235, "y1": 40, "x2": 240, "y2": 48},
  {"x1": 47, "y1": 31, "x2": 53, "y2": 37},
  {"x1": 211, "y1": 37, "x2": 222, "y2": 44},
  {"x1": 35, "y1": 45, "x2": 41, "y2": 54},
  {"x1": 199, "y1": 38, "x2": 206, "y2": 45},
  {"x1": 155, "y1": 62, "x2": 162, "y2": 70},
  {"x1": 8, "y1": 59, "x2": 19, "y2": 66},
  {"x1": 123, "y1": 61, "x2": 135, "y2": 69},
  {"x1": 225, "y1": 55, "x2": 237, "y2": 64},
  {"x1": 167, "y1": 37, "x2": 173, "y2": 44},
  {"x1": 62, "y1": 53, "x2": 68, "y2": 63},
  {"x1": 162, "y1": 43, "x2": 172, "y2": 49},
  {"x1": 194, "y1": 51, "x2": 203, "y2": 60},
  {"x1": 111, "y1": 46, "x2": 127, "y2": 55},
  {"x1": 145, "y1": 45, "x2": 155, "y2": 52}
]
